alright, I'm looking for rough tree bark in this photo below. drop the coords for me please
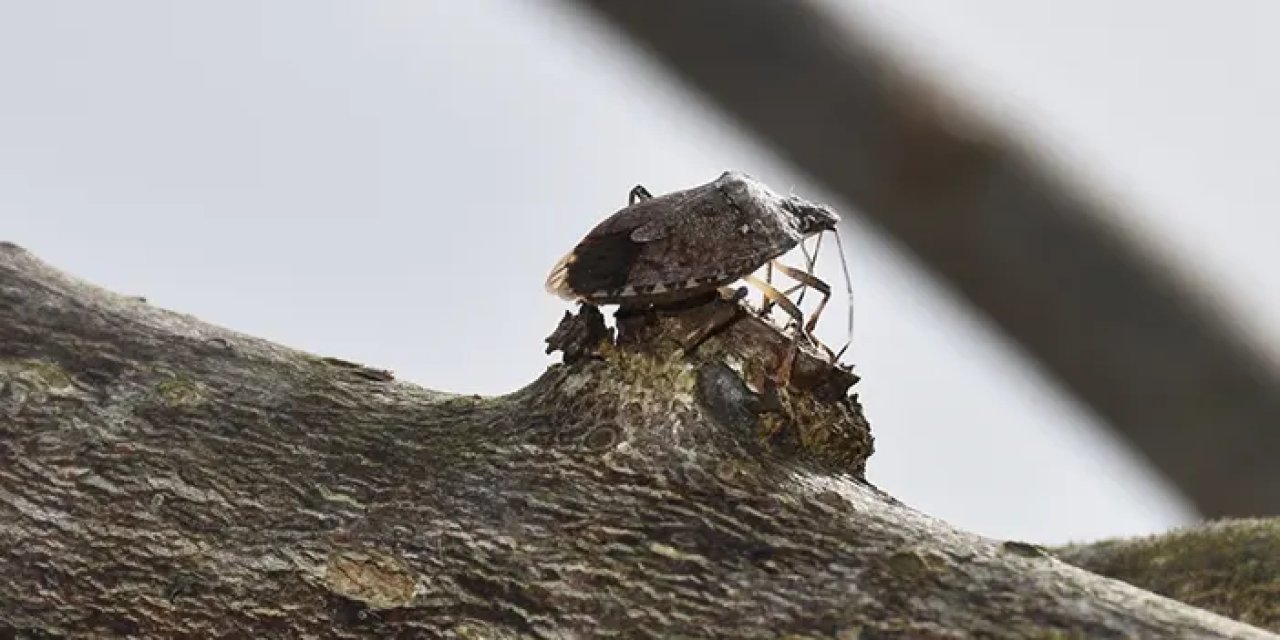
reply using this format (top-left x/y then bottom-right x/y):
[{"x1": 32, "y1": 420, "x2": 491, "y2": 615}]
[
  {"x1": 1057, "y1": 518, "x2": 1280, "y2": 633},
  {"x1": 0, "y1": 242, "x2": 1274, "y2": 639}
]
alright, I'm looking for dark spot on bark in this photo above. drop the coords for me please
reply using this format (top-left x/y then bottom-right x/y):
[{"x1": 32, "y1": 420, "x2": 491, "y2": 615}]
[
  {"x1": 165, "y1": 572, "x2": 203, "y2": 602},
  {"x1": 522, "y1": 411, "x2": 552, "y2": 434},
  {"x1": 0, "y1": 284, "x2": 27, "y2": 303},
  {"x1": 745, "y1": 543, "x2": 777, "y2": 564},
  {"x1": 86, "y1": 611, "x2": 140, "y2": 636},
  {"x1": 452, "y1": 574, "x2": 546, "y2": 632},
  {"x1": 583, "y1": 424, "x2": 620, "y2": 452},
  {"x1": 621, "y1": 401, "x2": 643, "y2": 422},
  {"x1": 321, "y1": 357, "x2": 395, "y2": 382},
  {"x1": 669, "y1": 530, "x2": 699, "y2": 549},
  {"x1": 695, "y1": 361, "x2": 760, "y2": 435},
  {"x1": 815, "y1": 490, "x2": 846, "y2": 509},
  {"x1": 1002, "y1": 540, "x2": 1050, "y2": 559},
  {"x1": 1, "y1": 623, "x2": 64, "y2": 639},
  {"x1": 329, "y1": 594, "x2": 374, "y2": 626},
  {"x1": 204, "y1": 336, "x2": 234, "y2": 352},
  {"x1": 74, "y1": 354, "x2": 127, "y2": 388},
  {"x1": 756, "y1": 495, "x2": 782, "y2": 514}
]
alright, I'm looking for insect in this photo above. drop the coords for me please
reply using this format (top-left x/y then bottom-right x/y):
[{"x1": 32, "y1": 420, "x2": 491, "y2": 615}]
[{"x1": 547, "y1": 171, "x2": 853, "y2": 369}]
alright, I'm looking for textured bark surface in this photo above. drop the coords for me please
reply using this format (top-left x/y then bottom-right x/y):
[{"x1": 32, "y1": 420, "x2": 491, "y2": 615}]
[
  {"x1": 0, "y1": 242, "x2": 1274, "y2": 639},
  {"x1": 1058, "y1": 518, "x2": 1280, "y2": 633}
]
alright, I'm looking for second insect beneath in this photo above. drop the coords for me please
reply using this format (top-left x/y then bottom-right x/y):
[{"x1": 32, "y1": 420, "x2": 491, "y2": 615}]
[{"x1": 546, "y1": 171, "x2": 854, "y2": 366}]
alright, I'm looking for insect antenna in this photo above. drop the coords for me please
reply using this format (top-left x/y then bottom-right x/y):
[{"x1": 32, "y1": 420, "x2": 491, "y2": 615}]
[{"x1": 832, "y1": 228, "x2": 855, "y2": 360}]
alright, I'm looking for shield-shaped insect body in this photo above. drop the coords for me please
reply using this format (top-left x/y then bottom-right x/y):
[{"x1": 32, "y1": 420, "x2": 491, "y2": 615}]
[{"x1": 546, "y1": 171, "x2": 839, "y2": 307}]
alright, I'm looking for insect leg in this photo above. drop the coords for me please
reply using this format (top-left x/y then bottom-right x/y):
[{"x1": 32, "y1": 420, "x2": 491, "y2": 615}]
[
  {"x1": 760, "y1": 261, "x2": 776, "y2": 315},
  {"x1": 771, "y1": 262, "x2": 832, "y2": 334},
  {"x1": 743, "y1": 274, "x2": 804, "y2": 329},
  {"x1": 677, "y1": 288, "x2": 747, "y2": 352},
  {"x1": 629, "y1": 185, "x2": 653, "y2": 205},
  {"x1": 794, "y1": 232, "x2": 823, "y2": 307},
  {"x1": 743, "y1": 274, "x2": 807, "y2": 385},
  {"x1": 765, "y1": 233, "x2": 825, "y2": 308},
  {"x1": 770, "y1": 261, "x2": 835, "y2": 361}
]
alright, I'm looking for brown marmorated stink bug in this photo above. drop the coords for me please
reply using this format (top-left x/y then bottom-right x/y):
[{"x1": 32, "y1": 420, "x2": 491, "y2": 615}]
[{"x1": 546, "y1": 171, "x2": 854, "y2": 375}]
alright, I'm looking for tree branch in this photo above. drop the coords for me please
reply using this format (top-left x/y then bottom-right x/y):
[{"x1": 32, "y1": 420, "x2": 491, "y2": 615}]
[
  {"x1": 1058, "y1": 518, "x2": 1280, "y2": 633},
  {"x1": 0, "y1": 243, "x2": 1272, "y2": 638}
]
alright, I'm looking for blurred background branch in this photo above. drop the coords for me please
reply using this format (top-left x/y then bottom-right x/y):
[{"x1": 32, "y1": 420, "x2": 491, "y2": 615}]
[
  {"x1": 1056, "y1": 518, "x2": 1280, "y2": 632},
  {"x1": 565, "y1": 0, "x2": 1280, "y2": 518}
]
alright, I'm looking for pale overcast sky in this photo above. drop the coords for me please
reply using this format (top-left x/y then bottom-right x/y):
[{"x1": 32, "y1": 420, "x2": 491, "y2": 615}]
[{"x1": 6, "y1": 1, "x2": 1275, "y2": 544}]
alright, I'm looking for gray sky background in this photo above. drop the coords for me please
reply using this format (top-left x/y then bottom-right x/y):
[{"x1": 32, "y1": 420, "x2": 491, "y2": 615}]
[{"x1": 6, "y1": 1, "x2": 1274, "y2": 544}]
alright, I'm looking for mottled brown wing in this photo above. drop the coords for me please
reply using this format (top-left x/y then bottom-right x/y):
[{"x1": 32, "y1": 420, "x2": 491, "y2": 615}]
[
  {"x1": 547, "y1": 179, "x2": 793, "y2": 304},
  {"x1": 545, "y1": 190, "x2": 693, "y2": 300},
  {"x1": 625, "y1": 194, "x2": 777, "y2": 289}
]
